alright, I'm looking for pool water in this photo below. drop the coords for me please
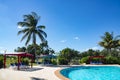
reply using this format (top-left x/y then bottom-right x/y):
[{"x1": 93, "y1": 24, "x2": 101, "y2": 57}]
[{"x1": 60, "y1": 66, "x2": 120, "y2": 80}]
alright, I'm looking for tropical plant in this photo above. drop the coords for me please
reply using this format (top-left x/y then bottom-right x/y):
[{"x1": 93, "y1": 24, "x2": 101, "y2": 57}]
[
  {"x1": 112, "y1": 35, "x2": 120, "y2": 50},
  {"x1": 80, "y1": 56, "x2": 89, "y2": 64},
  {"x1": 58, "y1": 57, "x2": 68, "y2": 65},
  {"x1": 104, "y1": 56, "x2": 118, "y2": 64},
  {"x1": 14, "y1": 47, "x2": 26, "y2": 52},
  {"x1": 17, "y1": 12, "x2": 47, "y2": 58},
  {"x1": 39, "y1": 41, "x2": 49, "y2": 54},
  {"x1": 26, "y1": 44, "x2": 40, "y2": 55},
  {"x1": 0, "y1": 55, "x2": 3, "y2": 68},
  {"x1": 58, "y1": 48, "x2": 79, "y2": 64},
  {"x1": 99, "y1": 32, "x2": 119, "y2": 54}
]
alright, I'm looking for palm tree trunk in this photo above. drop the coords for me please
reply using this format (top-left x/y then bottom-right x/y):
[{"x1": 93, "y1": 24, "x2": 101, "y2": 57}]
[
  {"x1": 107, "y1": 48, "x2": 111, "y2": 56},
  {"x1": 34, "y1": 43, "x2": 39, "y2": 64},
  {"x1": 109, "y1": 48, "x2": 111, "y2": 56}
]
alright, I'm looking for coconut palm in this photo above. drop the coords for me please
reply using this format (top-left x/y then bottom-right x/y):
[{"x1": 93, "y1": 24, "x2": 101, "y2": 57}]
[
  {"x1": 99, "y1": 32, "x2": 114, "y2": 54},
  {"x1": 113, "y1": 35, "x2": 120, "y2": 50},
  {"x1": 99, "y1": 32, "x2": 120, "y2": 55},
  {"x1": 17, "y1": 12, "x2": 47, "y2": 45},
  {"x1": 17, "y1": 12, "x2": 47, "y2": 59}
]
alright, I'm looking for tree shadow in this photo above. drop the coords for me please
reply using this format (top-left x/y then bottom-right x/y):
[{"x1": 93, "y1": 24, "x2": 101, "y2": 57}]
[
  {"x1": 20, "y1": 67, "x2": 44, "y2": 72},
  {"x1": 43, "y1": 65, "x2": 73, "y2": 68},
  {"x1": 31, "y1": 77, "x2": 46, "y2": 80}
]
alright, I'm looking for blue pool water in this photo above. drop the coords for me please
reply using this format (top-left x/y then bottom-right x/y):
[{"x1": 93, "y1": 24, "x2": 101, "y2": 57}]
[{"x1": 60, "y1": 66, "x2": 120, "y2": 80}]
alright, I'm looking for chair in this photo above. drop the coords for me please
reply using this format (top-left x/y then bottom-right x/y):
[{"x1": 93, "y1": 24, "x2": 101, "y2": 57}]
[{"x1": 9, "y1": 63, "x2": 17, "y2": 70}]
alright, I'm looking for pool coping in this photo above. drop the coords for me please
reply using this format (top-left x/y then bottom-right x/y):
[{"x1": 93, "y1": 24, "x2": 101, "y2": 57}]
[{"x1": 54, "y1": 69, "x2": 69, "y2": 80}]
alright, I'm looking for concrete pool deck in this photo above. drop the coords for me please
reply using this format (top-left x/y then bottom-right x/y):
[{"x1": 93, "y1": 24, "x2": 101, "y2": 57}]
[
  {"x1": 0, "y1": 64, "x2": 119, "y2": 80},
  {"x1": 0, "y1": 65, "x2": 62, "y2": 80}
]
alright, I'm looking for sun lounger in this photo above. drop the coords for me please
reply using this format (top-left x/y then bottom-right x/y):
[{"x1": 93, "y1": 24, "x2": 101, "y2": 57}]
[{"x1": 9, "y1": 63, "x2": 17, "y2": 70}]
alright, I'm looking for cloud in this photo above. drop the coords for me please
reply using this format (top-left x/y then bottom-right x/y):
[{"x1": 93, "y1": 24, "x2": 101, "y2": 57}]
[
  {"x1": 74, "y1": 37, "x2": 80, "y2": 40},
  {"x1": 92, "y1": 47, "x2": 99, "y2": 50},
  {"x1": 60, "y1": 40, "x2": 67, "y2": 43},
  {"x1": 18, "y1": 26, "x2": 22, "y2": 29},
  {"x1": 83, "y1": 47, "x2": 99, "y2": 51},
  {"x1": 0, "y1": 47, "x2": 7, "y2": 53}
]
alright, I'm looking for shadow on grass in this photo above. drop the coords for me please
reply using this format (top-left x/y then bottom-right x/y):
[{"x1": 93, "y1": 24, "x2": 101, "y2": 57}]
[{"x1": 31, "y1": 77, "x2": 46, "y2": 80}]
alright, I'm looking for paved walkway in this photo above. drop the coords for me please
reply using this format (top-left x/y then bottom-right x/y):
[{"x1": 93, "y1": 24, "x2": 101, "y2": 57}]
[{"x1": 0, "y1": 66, "x2": 62, "y2": 80}]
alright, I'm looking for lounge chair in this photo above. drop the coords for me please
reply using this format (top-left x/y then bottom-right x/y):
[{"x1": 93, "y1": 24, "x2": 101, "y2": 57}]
[{"x1": 9, "y1": 63, "x2": 17, "y2": 70}]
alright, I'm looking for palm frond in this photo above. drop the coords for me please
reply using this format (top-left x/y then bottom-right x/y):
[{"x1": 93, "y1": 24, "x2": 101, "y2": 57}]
[
  {"x1": 37, "y1": 32, "x2": 46, "y2": 42},
  {"x1": 24, "y1": 15, "x2": 34, "y2": 24},
  {"x1": 17, "y1": 22, "x2": 30, "y2": 27},
  {"x1": 99, "y1": 42, "x2": 105, "y2": 47},
  {"x1": 21, "y1": 31, "x2": 29, "y2": 42},
  {"x1": 23, "y1": 14, "x2": 33, "y2": 20},
  {"x1": 38, "y1": 29, "x2": 47, "y2": 38},
  {"x1": 24, "y1": 15, "x2": 38, "y2": 27},
  {"x1": 17, "y1": 28, "x2": 29, "y2": 35},
  {"x1": 31, "y1": 12, "x2": 40, "y2": 20},
  {"x1": 18, "y1": 30, "x2": 23, "y2": 35},
  {"x1": 25, "y1": 32, "x2": 32, "y2": 45},
  {"x1": 37, "y1": 25, "x2": 45, "y2": 29}
]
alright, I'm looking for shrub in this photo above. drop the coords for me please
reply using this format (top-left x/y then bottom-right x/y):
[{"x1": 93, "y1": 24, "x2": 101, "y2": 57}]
[
  {"x1": 58, "y1": 58, "x2": 68, "y2": 65},
  {"x1": 51, "y1": 59, "x2": 57, "y2": 65},
  {"x1": 118, "y1": 58, "x2": 120, "y2": 65},
  {"x1": 70, "y1": 59, "x2": 80, "y2": 65},
  {"x1": 80, "y1": 56, "x2": 89, "y2": 64},
  {"x1": 104, "y1": 56, "x2": 118, "y2": 64},
  {"x1": 22, "y1": 58, "x2": 29, "y2": 65},
  {"x1": 0, "y1": 55, "x2": 3, "y2": 68}
]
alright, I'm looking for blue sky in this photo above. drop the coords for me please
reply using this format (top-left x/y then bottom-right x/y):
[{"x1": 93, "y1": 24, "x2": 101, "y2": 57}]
[{"x1": 0, "y1": 0, "x2": 120, "y2": 53}]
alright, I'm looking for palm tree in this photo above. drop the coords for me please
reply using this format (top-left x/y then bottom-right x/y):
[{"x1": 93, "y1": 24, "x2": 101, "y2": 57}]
[
  {"x1": 17, "y1": 12, "x2": 47, "y2": 59},
  {"x1": 113, "y1": 35, "x2": 120, "y2": 50},
  {"x1": 99, "y1": 32, "x2": 114, "y2": 55},
  {"x1": 99, "y1": 32, "x2": 120, "y2": 55},
  {"x1": 39, "y1": 41, "x2": 55, "y2": 55}
]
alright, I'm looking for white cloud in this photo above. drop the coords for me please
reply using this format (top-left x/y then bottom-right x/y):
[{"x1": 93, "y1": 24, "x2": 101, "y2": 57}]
[
  {"x1": 18, "y1": 26, "x2": 22, "y2": 29},
  {"x1": 92, "y1": 47, "x2": 99, "y2": 50},
  {"x1": 0, "y1": 47, "x2": 7, "y2": 53},
  {"x1": 74, "y1": 37, "x2": 80, "y2": 40},
  {"x1": 60, "y1": 40, "x2": 67, "y2": 43},
  {"x1": 83, "y1": 46, "x2": 99, "y2": 52}
]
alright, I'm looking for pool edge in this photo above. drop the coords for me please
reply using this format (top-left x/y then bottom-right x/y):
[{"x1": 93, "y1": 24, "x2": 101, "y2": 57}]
[{"x1": 54, "y1": 69, "x2": 69, "y2": 80}]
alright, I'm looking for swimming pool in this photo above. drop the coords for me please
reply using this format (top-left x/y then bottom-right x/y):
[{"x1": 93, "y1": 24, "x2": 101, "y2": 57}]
[{"x1": 60, "y1": 66, "x2": 120, "y2": 80}]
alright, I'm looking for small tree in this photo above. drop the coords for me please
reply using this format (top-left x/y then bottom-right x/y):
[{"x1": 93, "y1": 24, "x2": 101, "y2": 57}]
[
  {"x1": 0, "y1": 55, "x2": 3, "y2": 68},
  {"x1": 14, "y1": 47, "x2": 26, "y2": 52},
  {"x1": 58, "y1": 48, "x2": 79, "y2": 64}
]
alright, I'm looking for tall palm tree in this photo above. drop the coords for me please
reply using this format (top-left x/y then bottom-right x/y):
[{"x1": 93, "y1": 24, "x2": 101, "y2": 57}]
[
  {"x1": 18, "y1": 12, "x2": 47, "y2": 45},
  {"x1": 17, "y1": 12, "x2": 47, "y2": 58}
]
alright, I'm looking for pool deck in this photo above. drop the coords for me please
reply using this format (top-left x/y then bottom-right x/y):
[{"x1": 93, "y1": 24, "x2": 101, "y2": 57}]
[
  {"x1": 0, "y1": 65, "x2": 62, "y2": 80},
  {"x1": 0, "y1": 64, "x2": 119, "y2": 80}
]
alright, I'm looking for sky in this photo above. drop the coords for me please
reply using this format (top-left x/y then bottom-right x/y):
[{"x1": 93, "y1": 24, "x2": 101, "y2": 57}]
[{"x1": 0, "y1": 0, "x2": 120, "y2": 53}]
